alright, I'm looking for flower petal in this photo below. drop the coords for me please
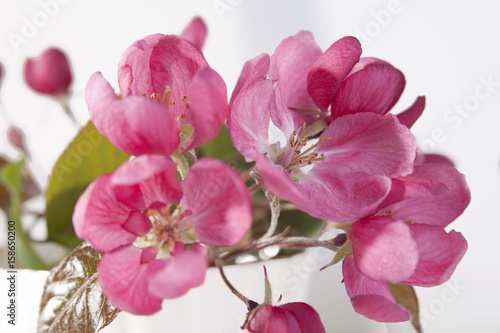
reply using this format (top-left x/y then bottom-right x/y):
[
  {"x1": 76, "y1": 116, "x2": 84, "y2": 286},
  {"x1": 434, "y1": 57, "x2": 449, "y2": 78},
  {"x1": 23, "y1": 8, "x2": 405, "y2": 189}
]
[
  {"x1": 307, "y1": 36, "x2": 362, "y2": 111},
  {"x1": 72, "y1": 175, "x2": 143, "y2": 253},
  {"x1": 255, "y1": 153, "x2": 309, "y2": 209},
  {"x1": 249, "y1": 305, "x2": 302, "y2": 333},
  {"x1": 180, "y1": 16, "x2": 208, "y2": 50},
  {"x1": 396, "y1": 96, "x2": 426, "y2": 129},
  {"x1": 117, "y1": 33, "x2": 163, "y2": 98},
  {"x1": 297, "y1": 169, "x2": 391, "y2": 222},
  {"x1": 384, "y1": 164, "x2": 470, "y2": 227},
  {"x1": 342, "y1": 256, "x2": 410, "y2": 322},
  {"x1": 228, "y1": 54, "x2": 272, "y2": 159},
  {"x1": 181, "y1": 158, "x2": 252, "y2": 246},
  {"x1": 402, "y1": 225, "x2": 467, "y2": 287},
  {"x1": 110, "y1": 155, "x2": 183, "y2": 210},
  {"x1": 330, "y1": 60, "x2": 405, "y2": 118},
  {"x1": 85, "y1": 72, "x2": 180, "y2": 156},
  {"x1": 149, "y1": 35, "x2": 208, "y2": 102},
  {"x1": 317, "y1": 113, "x2": 416, "y2": 177},
  {"x1": 350, "y1": 216, "x2": 419, "y2": 283},
  {"x1": 148, "y1": 242, "x2": 207, "y2": 299},
  {"x1": 269, "y1": 31, "x2": 323, "y2": 132},
  {"x1": 99, "y1": 246, "x2": 165, "y2": 315},
  {"x1": 182, "y1": 66, "x2": 227, "y2": 151}
]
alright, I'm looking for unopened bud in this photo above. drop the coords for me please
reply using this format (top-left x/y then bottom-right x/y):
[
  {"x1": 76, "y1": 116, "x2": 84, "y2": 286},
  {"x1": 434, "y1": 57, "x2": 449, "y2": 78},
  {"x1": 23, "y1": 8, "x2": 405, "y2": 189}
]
[{"x1": 23, "y1": 47, "x2": 72, "y2": 98}]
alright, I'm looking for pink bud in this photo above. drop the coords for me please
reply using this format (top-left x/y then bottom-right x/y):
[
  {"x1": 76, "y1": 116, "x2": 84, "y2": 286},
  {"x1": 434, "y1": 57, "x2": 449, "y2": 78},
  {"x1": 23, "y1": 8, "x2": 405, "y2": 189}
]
[
  {"x1": 23, "y1": 47, "x2": 72, "y2": 97},
  {"x1": 246, "y1": 302, "x2": 326, "y2": 333},
  {"x1": 0, "y1": 62, "x2": 4, "y2": 90},
  {"x1": 7, "y1": 125, "x2": 27, "y2": 154}
]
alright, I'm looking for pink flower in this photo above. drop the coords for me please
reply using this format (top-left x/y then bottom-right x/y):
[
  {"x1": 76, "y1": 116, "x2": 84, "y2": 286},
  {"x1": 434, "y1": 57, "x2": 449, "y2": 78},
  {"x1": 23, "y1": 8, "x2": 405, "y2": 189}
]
[
  {"x1": 247, "y1": 302, "x2": 326, "y2": 333},
  {"x1": 228, "y1": 31, "x2": 417, "y2": 222},
  {"x1": 86, "y1": 33, "x2": 226, "y2": 157},
  {"x1": 73, "y1": 156, "x2": 252, "y2": 314},
  {"x1": 342, "y1": 164, "x2": 470, "y2": 321},
  {"x1": 23, "y1": 47, "x2": 72, "y2": 97}
]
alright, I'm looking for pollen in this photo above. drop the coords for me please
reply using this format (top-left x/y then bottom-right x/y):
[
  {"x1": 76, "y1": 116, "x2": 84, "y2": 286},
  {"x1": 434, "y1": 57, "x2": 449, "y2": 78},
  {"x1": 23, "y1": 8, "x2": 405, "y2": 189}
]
[
  {"x1": 285, "y1": 123, "x2": 330, "y2": 171},
  {"x1": 133, "y1": 205, "x2": 188, "y2": 258}
]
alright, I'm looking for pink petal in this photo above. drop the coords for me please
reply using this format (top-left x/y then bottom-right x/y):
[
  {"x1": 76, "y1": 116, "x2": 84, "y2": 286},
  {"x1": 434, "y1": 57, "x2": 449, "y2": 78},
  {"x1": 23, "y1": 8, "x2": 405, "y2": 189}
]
[
  {"x1": 330, "y1": 61, "x2": 405, "y2": 118},
  {"x1": 402, "y1": 225, "x2": 467, "y2": 287},
  {"x1": 72, "y1": 175, "x2": 144, "y2": 253},
  {"x1": 350, "y1": 216, "x2": 419, "y2": 283},
  {"x1": 415, "y1": 151, "x2": 455, "y2": 167},
  {"x1": 384, "y1": 164, "x2": 470, "y2": 227},
  {"x1": 254, "y1": 153, "x2": 309, "y2": 209},
  {"x1": 249, "y1": 302, "x2": 325, "y2": 333},
  {"x1": 307, "y1": 36, "x2": 362, "y2": 111},
  {"x1": 23, "y1": 47, "x2": 72, "y2": 96},
  {"x1": 317, "y1": 113, "x2": 416, "y2": 177},
  {"x1": 85, "y1": 72, "x2": 180, "y2": 156},
  {"x1": 227, "y1": 54, "x2": 272, "y2": 158},
  {"x1": 99, "y1": 246, "x2": 165, "y2": 315},
  {"x1": 180, "y1": 16, "x2": 208, "y2": 50},
  {"x1": 278, "y1": 302, "x2": 326, "y2": 333},
  {"x1": 182, "y1": 66, "x2": 227, "y2": 151},
  {"x1": 342, "y1": 256, "x2": 410, "y2": 322},
  {"x1": 118, "y1": 34, "x2": 163, "y2": 98},
  {"x1": 181, "y1": 158, "x2": 252, "y2": 246},
  {"x1": 110, "y1": 155, "x2": 183, "y2": 210},
  {"x1": 148, "y1": 242, "x2": 207, "y2": 299},
  {"x1": 396, "y1": 96, "x2": 426, "y2": 129},
  {"x1": 297, "y1": 169, "x2": 391, "y2": 222},
  {"x1": 269, "y1": 31, "x2": 323, "y2": 131},
  {"x1": 249, "y1": 305, "x2": 302, "y2": 333},
  {"x1": 149, "y1": 35, "x2": 208, "y2": 104}
]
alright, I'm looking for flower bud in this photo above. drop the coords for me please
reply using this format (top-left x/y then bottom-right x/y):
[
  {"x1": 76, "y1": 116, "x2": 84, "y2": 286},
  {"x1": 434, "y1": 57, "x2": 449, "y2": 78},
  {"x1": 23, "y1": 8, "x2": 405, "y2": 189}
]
[
  {"x1": 23, "y1": 47, "x2": 72, "y2": 98},
  {"x1": 246, "y1": 302, "x2": 326, "y2": 333},
  {"x1": 0, "y1": 61, "x2": 4, "y2": 90}
]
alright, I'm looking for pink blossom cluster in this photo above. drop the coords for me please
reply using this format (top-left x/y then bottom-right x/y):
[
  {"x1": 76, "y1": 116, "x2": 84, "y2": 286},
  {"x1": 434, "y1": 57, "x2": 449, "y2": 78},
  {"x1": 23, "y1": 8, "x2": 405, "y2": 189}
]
[{"x1": 71, "y1": 17, "x2": 469, "y2": 332}]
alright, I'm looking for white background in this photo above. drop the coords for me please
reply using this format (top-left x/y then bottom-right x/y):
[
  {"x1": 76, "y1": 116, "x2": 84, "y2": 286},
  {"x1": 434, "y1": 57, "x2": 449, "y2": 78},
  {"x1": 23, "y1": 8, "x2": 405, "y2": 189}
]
[{"x1": 0, "y1": 0, "x2": 499, "y2": 332}]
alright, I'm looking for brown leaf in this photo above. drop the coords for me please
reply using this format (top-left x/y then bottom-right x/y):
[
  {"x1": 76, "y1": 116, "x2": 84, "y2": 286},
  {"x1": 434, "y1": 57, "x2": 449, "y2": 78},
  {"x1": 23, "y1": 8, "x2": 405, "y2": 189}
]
[
  {"x1": 38, "y1": 242, "x2": 120, "y2": 333},
  {"x1": 387, "y1": 283, "x2": 422, "y2": 333}
]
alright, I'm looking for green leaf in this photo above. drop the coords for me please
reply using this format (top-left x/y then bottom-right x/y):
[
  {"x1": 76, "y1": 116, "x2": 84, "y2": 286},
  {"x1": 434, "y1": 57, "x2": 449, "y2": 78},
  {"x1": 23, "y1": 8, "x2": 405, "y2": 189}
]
[
  {"x1": 38, "y1": 242, "x2": 120, "y2": 333},
  {"x1": 197, "y1": 124, "x2": 253, "y2": 171},
  {"x1": 45, "y1": 121, "x2": 130, "y2": 248},
  {"x1": 387, "y1": 283, "x2": 422, "y2": 333},
  {"x1": 1, "y1": 159, "x2": 47, "y2": 269}
]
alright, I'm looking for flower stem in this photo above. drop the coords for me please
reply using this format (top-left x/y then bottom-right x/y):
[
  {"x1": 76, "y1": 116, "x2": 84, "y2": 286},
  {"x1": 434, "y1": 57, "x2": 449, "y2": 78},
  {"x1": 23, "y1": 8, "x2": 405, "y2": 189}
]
[
  {"x1": 210, "y1": 246, "x2": 257, "y2": 310},
  {"x1": 222, "y1": 233, "x2": 340, "y2": 263}
]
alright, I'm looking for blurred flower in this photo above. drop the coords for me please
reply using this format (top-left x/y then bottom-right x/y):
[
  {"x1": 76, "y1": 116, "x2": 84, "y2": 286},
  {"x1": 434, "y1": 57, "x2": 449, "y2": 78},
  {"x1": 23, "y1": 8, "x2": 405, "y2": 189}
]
[
  {"x1": 247, "y1": 302, "x2": 326, "y2": 333},
  {"x1": 86, "y1": 34, "x2": 226, "y2": 157},
  {"x1": 73, "y1": 156, "x2": 252, "y2": 314},
  {"x1": 7, "y1": 125, "x2": 28, "y2": 156},
  {"x1": 23, "y1": 47, "x2": 72, "y2": 98},
  {"x1": 0, "y1": 61, "x2": 4, "y2": 91},
  {"x1": 228, "y1": 31, "x2": 416, "y2": 222}
]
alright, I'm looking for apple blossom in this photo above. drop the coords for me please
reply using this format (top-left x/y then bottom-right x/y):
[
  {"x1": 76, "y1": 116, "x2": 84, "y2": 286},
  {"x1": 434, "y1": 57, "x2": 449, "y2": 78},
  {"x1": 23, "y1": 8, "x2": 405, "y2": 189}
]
[
  {"x1": 73, "y1": 156, "x2": 252, "y2": 314},
  {"x1": 86, "y1": 34, "x2": 226, "y2": 157},
  {"x1": 228, "y1": 31, "x2": 417, "y2": 222},
  {"x1": 342, "y1": 164, "x2": 470, "y2": 321}
]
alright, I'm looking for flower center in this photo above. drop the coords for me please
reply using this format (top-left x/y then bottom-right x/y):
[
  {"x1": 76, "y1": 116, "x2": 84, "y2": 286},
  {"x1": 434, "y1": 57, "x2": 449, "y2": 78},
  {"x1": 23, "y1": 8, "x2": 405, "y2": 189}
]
[
  {"x1": 274, "y1": 123, "x2": 330, "y2": 173},
  {"x1": 133, "y1": 205, "x2": 195, "y2": 259},
  {"x1": 142, "y1": 85, "x2": 191, "y2": 126}
]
